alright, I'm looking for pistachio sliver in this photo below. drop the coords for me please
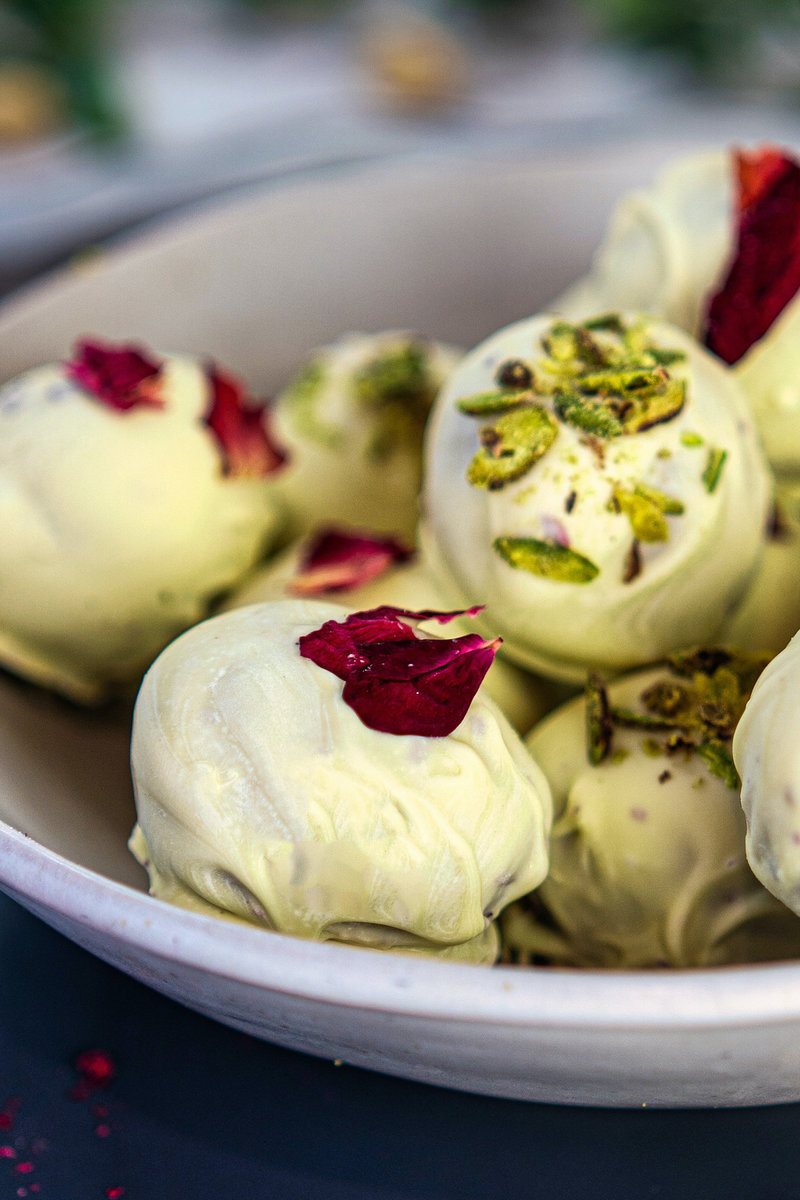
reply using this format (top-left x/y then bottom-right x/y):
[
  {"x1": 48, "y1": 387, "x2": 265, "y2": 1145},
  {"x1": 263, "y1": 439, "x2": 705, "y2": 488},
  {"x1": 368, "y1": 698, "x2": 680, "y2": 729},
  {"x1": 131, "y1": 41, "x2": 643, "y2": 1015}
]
[
  {"x1": 586, "y1": 673, "x2": 613, "y2": 765},
  {"x1": 619, "y1": 376, "x2": 687, "y2": 434},
  {"x1": 554, "y1": 390, "x2": 624, "y2": 439},
  {"x1": 493, "y1": 536, "x2": 599, "y2": 583},
  {"x1": 702, "y1": 447, "x2": 728, "y2": 493},
  {"x1": 697, "y1": 738, "x2": 739, "y2": 790},
  {"x1": 466, "y1": 405, "x2": 557, "y2": 490},
  {"x1": 456, "y1": 389, "x2": 533, "y2": 417}
]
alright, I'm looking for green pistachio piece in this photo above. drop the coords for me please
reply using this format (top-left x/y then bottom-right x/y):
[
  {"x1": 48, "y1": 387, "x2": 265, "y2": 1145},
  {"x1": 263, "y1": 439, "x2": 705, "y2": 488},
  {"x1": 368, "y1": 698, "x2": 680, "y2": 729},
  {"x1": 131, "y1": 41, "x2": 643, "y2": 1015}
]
[
  {"x1": 696, "y1": 739, "x2": 740, "y2": 790},
  {"x1": 542, "y1": 321, "x2": 582, "y2": 363},
  {"x1": 582, "y1": 313, "x2": 627, "y2": 335},
  {"x1": 586, "y1": 673, "x2": 613, "y2": 765},
  {"x1": 553, "y1": 390, "x2": 624, "y2": 438},
  {"x1": 456, "y1": 389, "x2": 533, "y2": 417},
  {"x1": 579, "y1": 366, "x2": 672, "y2": 395},
  {"x1": 493, "y1": 536, "x2": 600, "y2": 582},
  {"x1": 618, "y1": 377, "x2": 687, "y2": 434},
  {"x1": 702, "y1": 447, "x2": 728, "y2": 493},
  {"x1": 611, "y1": 706, "x2": 676, "y2": 732},
  {"x1": 466, "y1": 405, "x2": 557, "y2": 490},
  {"x1": 611, "y1": 488, "x2": 670, "y2": 543},
  {"x1": 634, "y1": 483, "x2": 685, "y2": 516},
  {"x1": 680, "y1": 431, "x2": 704, "y2": 447}
]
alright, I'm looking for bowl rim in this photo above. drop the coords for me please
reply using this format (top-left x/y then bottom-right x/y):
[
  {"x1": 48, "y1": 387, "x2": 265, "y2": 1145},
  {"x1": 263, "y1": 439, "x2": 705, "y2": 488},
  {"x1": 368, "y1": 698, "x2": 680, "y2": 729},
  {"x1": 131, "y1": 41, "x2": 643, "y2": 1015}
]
[{"x1": 5, "y1": 817, "x2": 800, "y2": 1030}]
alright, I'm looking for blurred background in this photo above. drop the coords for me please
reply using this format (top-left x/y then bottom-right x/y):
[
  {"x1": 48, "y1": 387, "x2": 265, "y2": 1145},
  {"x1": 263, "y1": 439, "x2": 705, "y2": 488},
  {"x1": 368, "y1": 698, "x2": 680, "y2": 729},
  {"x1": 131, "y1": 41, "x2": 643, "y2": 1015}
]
[{"x1": 2, "y1": 0, "x2": 800, "y2": 296}]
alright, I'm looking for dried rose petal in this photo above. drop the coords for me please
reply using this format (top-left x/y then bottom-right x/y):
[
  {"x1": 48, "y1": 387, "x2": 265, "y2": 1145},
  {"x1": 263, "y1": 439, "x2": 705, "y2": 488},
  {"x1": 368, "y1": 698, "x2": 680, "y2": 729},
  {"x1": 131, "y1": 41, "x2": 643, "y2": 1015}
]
[
  {"x1": 298, "y1": 605, "x2": 500, "y2": 737},
  {"x1": 66, "y1": 338, "x2": 163, "y2": 410},
  {"x1": 703, "y1": 147, "x2": 800, "y2": 365},
  {"x1": 204, "y1": 363, "x2": 287, "y2": 478},
  {"x1": 290, "y1": 527, "x2": 413, "y2": 596}
]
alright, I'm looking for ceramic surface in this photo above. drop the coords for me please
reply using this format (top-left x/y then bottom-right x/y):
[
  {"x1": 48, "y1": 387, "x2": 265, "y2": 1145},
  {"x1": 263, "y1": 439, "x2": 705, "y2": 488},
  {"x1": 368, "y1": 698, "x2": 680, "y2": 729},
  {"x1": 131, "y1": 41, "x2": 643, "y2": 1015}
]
[{"x1": 3, "y1": 148, "x2": 800, "y2": 1107}]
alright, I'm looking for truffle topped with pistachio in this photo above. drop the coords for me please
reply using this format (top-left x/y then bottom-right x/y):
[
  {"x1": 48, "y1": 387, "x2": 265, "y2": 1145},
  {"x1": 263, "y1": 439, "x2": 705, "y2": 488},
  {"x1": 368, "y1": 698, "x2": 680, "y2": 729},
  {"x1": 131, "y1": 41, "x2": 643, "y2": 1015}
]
[
  {"x1": 271, "y1": 330, "x2": 461, "y2": 540},
  {"x1": 500, "y1": 648, "x2": 800, "y2": 969},
  {"x1": 129, "y1": 599, "x2": 552, "y2": 963},
  {"x1": 422, "y1": 311, "x2": 770, "y2": 681}
]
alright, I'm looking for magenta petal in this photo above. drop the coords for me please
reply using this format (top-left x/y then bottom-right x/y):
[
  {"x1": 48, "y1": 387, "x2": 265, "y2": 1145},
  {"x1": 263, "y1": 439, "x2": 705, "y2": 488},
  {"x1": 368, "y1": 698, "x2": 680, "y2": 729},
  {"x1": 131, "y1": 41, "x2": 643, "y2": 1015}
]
[
  {"x1": 204, "y1": 363, "x2": 287, "y2": 477},
  {"x1": 343, "y1": 638, "x2": 501, "y2": 736},
  {"x1": 66, "y1": 338, "x2": 163, "y2": 410},
  {"x1": 298, "y1": 604, "x2": 500, "y2": 737},
  {"x1": 703, "y1": 149, "x2": 800, "y2": 364},
  {"x1": 290, "y1": 527, "x2": 413, "y2": 595}
]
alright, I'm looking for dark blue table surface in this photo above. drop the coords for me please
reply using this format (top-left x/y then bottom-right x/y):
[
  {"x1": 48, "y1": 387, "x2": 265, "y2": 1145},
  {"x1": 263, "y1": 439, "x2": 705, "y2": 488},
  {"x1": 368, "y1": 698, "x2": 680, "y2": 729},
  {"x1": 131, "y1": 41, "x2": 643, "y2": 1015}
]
[{"x1": 3, "y1": 890, "x2": 800, "y2": 1200}]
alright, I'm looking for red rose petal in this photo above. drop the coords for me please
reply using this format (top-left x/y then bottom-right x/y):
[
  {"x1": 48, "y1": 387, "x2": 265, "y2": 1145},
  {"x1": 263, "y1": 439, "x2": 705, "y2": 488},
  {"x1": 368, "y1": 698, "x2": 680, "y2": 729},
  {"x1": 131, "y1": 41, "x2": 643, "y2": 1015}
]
[
  {"x1": 703, "y1": 146, "x2": 800, "y2": 365},
  {"x1": 298, "y1": 605, "x2": 500, "y2": 737},
  {"x1": 204, "y1": 363, "x2": 287, "y2": 478},
  {"x1": 290, "y1": 527, "x2": 413, "y2": 596},
  {"x1": 66, "y1": 338, "x2": 163, "y2": 410},
  {"x1": 736, "y1": 146, "x2": 789, "y2": 214}
]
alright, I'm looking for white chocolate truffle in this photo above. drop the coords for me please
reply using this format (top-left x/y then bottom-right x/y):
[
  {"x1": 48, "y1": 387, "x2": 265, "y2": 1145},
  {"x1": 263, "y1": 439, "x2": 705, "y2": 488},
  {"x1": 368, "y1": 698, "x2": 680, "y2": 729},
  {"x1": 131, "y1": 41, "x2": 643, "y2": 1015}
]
[
  {"x1": 723, "y1": 481, "x2": 800, "y2": 655},
  {"x1": 502, "y1": 658, "x2": 800, "y2": 968},
  {"x1": 734, "y1": 634, "x2": 800, "y2": 916},
  {"x1": 225, "y1": 531, "x2": 556, "y2": 735},
  {"x1": 0, "y1": 353, "x2": 285, "y2": 703},
  {"x1": 271, "y1": 331, "x2": 461, "y2": 539},
  {"x1": 129, "y1": 599, "x2": 552, "y2": 962},
  {"x1": 422, "y1": 312, "x2": 769, "y2": 681}
]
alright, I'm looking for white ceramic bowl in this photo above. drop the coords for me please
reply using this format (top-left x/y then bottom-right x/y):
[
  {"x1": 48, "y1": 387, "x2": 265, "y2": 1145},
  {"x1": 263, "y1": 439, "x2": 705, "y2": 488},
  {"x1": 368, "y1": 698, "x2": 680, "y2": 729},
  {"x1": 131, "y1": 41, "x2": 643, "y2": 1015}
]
[{"x1": 4, "y1": 147, "x2": 800, "y2": 1109}]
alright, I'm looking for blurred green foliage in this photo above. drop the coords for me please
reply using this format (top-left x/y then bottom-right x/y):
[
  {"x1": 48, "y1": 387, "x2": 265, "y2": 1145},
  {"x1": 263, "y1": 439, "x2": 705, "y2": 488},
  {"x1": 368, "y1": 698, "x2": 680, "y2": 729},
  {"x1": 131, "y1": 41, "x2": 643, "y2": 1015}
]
[
  {"x1": 1, "y1": 0, "x2": 125, "y2": 142},
  {"x1": 575, "y1": 0, "x2": 800, "y2": 77}
]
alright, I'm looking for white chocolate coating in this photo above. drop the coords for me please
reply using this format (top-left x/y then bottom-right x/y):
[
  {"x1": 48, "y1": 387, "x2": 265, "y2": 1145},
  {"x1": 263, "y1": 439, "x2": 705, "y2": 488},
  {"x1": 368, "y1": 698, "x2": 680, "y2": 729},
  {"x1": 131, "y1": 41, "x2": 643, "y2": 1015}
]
[
  {"x1": 502, "y1": 666, "x2": 800, "y2": 968},
  {"x1": 555, "y1": 149, "x2": 732, "y2": 337},
  {"x1": 723, "y1": 480, "x2": 800, "y2": 655},
  {"x1": 129, "y1": 599, "x2": 553, "y2": 962},
  {"x1": 0, "y1": 356, "x2": 285, "y2": 703},
  {"x1": 271, "y1": 331, "x2": 461, "y2": 540},
  {"x1": 422, "y1": 313, "x2": 769, "y2": 681},
  {"x1": 734, "y1": 635, "x2": 800, "y2": 915}
]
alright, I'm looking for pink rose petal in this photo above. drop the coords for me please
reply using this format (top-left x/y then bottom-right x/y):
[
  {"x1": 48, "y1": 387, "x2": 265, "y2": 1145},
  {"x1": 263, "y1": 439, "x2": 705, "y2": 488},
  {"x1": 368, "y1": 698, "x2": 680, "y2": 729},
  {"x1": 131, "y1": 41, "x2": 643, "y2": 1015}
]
[
  {"x1": 703, "y1": 146, "x2": 800, "y2": 365},
  {"x1": 204, "y1": 363, "x2": 287, "y2": 478},
  {"x1": 66, "y1": 338, "x2": 163, "y2": 410},
  {"x1": 298, "y1": 605, "x2": 500, "y2": 737},
  {"x1": 290, "y1": 527, "x2": 413, "y2": 596}
]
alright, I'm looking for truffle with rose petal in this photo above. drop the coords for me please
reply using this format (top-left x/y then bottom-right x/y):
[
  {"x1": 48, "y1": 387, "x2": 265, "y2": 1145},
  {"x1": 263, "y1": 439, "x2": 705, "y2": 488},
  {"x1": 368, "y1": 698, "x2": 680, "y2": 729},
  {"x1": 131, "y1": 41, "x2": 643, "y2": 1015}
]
[
  {"x1": 0, "y1": 337, "x2": 287, "y2": 703},
  {"x1": 129, "y1": 598, "x2": 552, "y2": 962},
  {"x1": 554, "y1": 145, "x2": 800, "y2": 475}
]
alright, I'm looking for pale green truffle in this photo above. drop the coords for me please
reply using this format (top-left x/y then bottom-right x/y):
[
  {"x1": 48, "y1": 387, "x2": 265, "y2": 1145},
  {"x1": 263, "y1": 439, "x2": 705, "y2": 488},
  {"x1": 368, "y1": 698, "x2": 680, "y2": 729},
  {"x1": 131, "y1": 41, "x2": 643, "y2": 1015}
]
[
  {"x1": 130, "y1": 600, "x2": 553, "y2": 962},
  {"x1": 501, "y1": 660, "x2": 800, "y2": 969}
]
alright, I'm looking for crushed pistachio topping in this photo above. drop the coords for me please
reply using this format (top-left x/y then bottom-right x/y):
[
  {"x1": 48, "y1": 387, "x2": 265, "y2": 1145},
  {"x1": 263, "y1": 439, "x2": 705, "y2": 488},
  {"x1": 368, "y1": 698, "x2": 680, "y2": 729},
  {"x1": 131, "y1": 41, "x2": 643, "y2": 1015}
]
[
  {"x1": 467, "y1": 406, "x2": 558, "y2": 489},
  {"x1": 681, "y1": 431, "x2": 704, "y2": 447},
  {"x1": 354, "y1": 339, "x2": 441, "y2": 460},
  {"x1": 609, "y1": 483, "x2": 685, "y2": 543},
  {"x1": 537, "y1": 316, "x2": 687, "y2": 438},
  {"x1": 283, "y1": 358, "x2": 342, "y2": 449},
  {"x1": 588, "y1": 647, "x2": 771, "y2": 785},
  {"x1": 493, "y1": 535, "x2": 600, "y2": 582},
  {"x1": 457, "y1": 315, "x2": 688, "y2": 493},
  {"x1": 702, "y1": 447, "x2": 728, "y2": 493},
  {"x1": 622, "y1": 538, "x2": 642, "y2": 583}
]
